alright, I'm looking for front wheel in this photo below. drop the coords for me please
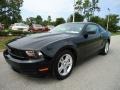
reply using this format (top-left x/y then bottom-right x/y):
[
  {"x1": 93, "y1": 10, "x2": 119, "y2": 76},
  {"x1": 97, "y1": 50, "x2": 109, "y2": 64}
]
[
  {"x1": 101, "y1": 41, "x2": 110, "y2": 55},
  {"x1": 53, "y1": 50, "x2": 75, "y2": 80}
]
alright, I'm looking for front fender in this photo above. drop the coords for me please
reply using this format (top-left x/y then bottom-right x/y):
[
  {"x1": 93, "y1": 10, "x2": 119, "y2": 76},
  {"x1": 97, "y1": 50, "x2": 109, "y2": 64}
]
[{"x1": 41, "y1": 39, "x2": 77, "y2": 58}]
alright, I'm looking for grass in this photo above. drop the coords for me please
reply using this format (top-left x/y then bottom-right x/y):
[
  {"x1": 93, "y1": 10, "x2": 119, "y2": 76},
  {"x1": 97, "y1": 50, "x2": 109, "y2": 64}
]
[
  {"x1": 0, "y1": 36, "x2": 16, "y2": 51},
  {"x1": 112, "y1": 32, "x2": 120, "y2": 36}
]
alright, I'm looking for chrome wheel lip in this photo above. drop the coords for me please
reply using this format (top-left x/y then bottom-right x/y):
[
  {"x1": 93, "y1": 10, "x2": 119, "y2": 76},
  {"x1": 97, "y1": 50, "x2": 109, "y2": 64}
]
[
  {"x1": 105, "y1": 42, "x2": 109, "y2": 54},
  {"x1": 58, "y1": 54, "x2": 73, "y2": 76}
]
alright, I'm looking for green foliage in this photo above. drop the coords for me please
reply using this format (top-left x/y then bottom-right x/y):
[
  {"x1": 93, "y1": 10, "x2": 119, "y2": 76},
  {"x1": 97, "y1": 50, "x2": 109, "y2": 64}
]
[
  {"x1": 90, "y1": 14, "x2": 120, "y2": 32},
  {"x1": 47, "y1": 16, "x2": 52, "y2": 25},
  {"x1": 42, "y1": 16, "x2": 55, "y2": 26},
  {"x1": 105, "y1": 14, "x2": 120, "y2": 32},
  {"x1": 25, "y1": 15, "x2": 65, "y2": 26},
  {"x1": 83, "y1": 0, "x2": 92, "y2": 20},
  {"x1": 67, "y1": 12, "x2": 84, "y2": 22},
  {"x1": 25, "y1": 15, "x2": 54, "y2": 26},
  {"x1": 0, "y1": 30, "x2": 32, "y2": 36},
  {"x1": 35, "y1": 15, "x2": 43, "y2": 24},
  {"x1": 0, "y1": 0, "x2": 23, "y2": 28},
  {"x1": 0, "y1": 36, "x2": 16, "y2": 50},
  {"x1": 75, "y1": 0, "x2": 83, "y2": 12},
  {"x1": 75, "y1": 0, "x2": 100, "y2": 21},
  {"x1": 25, "y1": 16, "x2": 41, "y2": 25},
  {"x1": 55, "y1": 18, "x2": 66, "y2": 26},
  {"x1": 90, "y1": 16, "x2": 106, "y2": 28},
  {"x1": 42, "y1": 20, "x2": 48, "y2": 26}
]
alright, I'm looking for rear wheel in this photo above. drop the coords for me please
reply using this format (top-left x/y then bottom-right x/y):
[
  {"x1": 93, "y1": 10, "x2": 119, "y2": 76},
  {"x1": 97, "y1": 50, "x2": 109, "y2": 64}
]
[
  {"x1": 53, "y1": 50, "x2": 75, "y2": 80},
  {"x1": 101, "y1": 41, "x2": 110, "y2": 55}
]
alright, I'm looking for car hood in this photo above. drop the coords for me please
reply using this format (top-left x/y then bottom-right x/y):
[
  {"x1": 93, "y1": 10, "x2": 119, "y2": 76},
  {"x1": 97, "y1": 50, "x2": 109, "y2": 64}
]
[
  {"x1": 14, "y1": 26, "x2": 29, "y2": 28},
  {"x1": 8, "y1": 32, "x2": 77, "y2": 50}
]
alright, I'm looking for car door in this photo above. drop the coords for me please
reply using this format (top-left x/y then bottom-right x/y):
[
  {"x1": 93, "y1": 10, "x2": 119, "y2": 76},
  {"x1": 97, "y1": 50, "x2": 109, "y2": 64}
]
[{"x1": 82, "y1": 24, "x2": 102, "y2": 57}]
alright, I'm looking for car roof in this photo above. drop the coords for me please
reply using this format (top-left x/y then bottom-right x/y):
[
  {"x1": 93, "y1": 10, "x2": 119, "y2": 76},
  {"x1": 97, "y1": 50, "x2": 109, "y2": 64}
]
[{"x1": 66, "y1": 22, "x2": 97, "y2": 25}]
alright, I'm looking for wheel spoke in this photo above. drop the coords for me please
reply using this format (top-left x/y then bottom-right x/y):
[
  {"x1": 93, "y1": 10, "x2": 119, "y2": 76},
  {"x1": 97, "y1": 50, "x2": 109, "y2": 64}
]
[
  {"x1": 65, "y1": 55, "x2": 70, "y2": 61},
  {"x1": 67, "y1": 61, "x2": 72, "y2": 67},
  {"x1": 58, "y1": 65, "x2": 64, "y2": 73},
  {"x1": 59, "y1": 59, "x2": 63, "y2": 64},
  {"x1": 63, "y1": 67, "x2": 68, "y2": 74}
]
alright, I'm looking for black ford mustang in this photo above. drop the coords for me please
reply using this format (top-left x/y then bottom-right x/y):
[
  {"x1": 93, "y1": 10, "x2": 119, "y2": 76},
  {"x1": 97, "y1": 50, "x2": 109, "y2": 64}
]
[{"x1": 3, "y1": 22, "x2": 111, "y2": 80}]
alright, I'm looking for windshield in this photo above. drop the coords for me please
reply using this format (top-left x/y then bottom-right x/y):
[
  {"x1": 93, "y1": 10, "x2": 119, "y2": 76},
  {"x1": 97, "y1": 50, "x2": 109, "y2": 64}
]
[
  {"x1": 15, "y1": 23, "x2": 26, "y2": 26},
  {"x1": 51, "y1": 23, "x2": 85, "y2": 33}
]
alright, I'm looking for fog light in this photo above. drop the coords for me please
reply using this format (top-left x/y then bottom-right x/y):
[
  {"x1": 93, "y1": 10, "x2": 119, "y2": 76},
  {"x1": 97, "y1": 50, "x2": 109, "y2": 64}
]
[{"x1": 39, "y1": 68, "x2": 48, "y2": 72}]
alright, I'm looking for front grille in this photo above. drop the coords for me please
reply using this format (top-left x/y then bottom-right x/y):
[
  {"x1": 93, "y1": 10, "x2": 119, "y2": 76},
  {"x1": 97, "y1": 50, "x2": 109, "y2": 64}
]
[{"x1": 7, "y1": 46, "x2": 28, "y2": 60}]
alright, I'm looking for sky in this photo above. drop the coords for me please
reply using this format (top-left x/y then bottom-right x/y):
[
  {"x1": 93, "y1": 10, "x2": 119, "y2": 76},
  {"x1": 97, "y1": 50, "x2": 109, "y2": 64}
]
[{"x1": 21, "y1": 0, "x2": 120, "y2": 21}]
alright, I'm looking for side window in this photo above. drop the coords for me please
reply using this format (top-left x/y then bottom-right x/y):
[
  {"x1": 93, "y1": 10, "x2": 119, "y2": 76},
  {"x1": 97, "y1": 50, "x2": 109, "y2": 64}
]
[{"x1": 86, "y1": 24, "x2": 99, "y2": 34}]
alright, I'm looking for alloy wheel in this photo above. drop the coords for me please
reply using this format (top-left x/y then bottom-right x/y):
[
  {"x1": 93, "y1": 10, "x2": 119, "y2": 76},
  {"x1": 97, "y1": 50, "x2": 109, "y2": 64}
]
[
  {"x1": 105, "y1": 42, "x2": 109, "y2": 54},
  {"x1": 58, "y1": 54, "x2": 73, "y2": 76}
]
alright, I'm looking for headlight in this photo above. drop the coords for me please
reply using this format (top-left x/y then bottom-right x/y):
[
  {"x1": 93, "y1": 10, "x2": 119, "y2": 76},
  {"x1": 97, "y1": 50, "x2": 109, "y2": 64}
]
[
  {"x1": 26, "y1": 50, "x2": 43, "y2": 59},
  {"x1": 38, "y1": 51, "x2": 43, "y2": 56}
]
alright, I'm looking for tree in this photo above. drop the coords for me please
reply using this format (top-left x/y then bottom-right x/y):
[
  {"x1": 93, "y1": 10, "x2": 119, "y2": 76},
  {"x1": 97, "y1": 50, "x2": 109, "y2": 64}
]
[
  {"x1": 47, "y1": 16, "x2": 52, "y2": 25},
  {"x1": 35, "y1": 15, "x2": 42, "y2": 24},
  {"x1": 105, "y1": 14, "x2": 120, "y2": 32},
  {"x1": 90, "y1": 15, "x2": 120, "y2": 32},
  {"x1": 0, "y1": 0, "x2": 23, "y2": 28},
  {"x1": 26, "y1": 17, "x2": 35, "y2": 25},
  {"x1": 90, "y1": 16, "x2": 106, "y2": 28},
  {"x1": 82, "y1": 0, "x2": 92, "y2": 20},
  {"x1": 25, "y1": 15, "x2": 43, "y2": 25},
  {"x1": 55, "y1": 18, "x2": 66, "y2": 26},
  {"x1": 42, "y1": 20, "x2": 48, "y2": 26},
  {"x1": 75, "y1": 0, "x2": 83, "y2": 13},
  {"x1": 91, "y1": 0, "x2": 100, "y2": 15},
  {"x1": 67, "y1": 12, "x2": 84, "y2": 22},
  {"x1": 75, "y1": 0, "x2": 100, "y2": 21}
]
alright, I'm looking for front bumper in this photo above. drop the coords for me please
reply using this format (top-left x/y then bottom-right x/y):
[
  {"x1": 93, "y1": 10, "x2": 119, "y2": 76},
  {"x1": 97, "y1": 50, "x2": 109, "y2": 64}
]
[{"x1": 3, "y1": 50, "x2": 53, "y2": 75}]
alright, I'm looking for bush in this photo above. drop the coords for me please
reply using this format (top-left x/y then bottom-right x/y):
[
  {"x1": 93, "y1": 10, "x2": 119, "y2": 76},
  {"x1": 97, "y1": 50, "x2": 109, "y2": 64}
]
[{"x1": 0, "y1": 30, "x2": 33, "y2": 36}]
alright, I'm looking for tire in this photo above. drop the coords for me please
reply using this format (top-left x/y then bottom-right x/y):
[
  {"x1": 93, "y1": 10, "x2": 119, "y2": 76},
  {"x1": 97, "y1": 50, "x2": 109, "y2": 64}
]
[
  {"x1": 100, "y1": 41, "x2": 110, "y2": 55},
  {"x1": 53, "y1": 50, "x2": 75, "y2": 80}
]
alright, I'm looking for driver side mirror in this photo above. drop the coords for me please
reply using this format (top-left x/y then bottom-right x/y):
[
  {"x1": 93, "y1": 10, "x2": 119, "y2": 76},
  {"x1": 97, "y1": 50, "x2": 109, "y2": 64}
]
[{"x1": 83, "y1": 30, "x2": 96, "y2": 38}]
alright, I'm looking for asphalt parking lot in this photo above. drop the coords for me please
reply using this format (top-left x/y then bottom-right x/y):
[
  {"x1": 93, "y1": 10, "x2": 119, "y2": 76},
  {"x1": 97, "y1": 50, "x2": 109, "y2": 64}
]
[{"x1": 0, "y1": 35, "x2": 120, "y2": 90}]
